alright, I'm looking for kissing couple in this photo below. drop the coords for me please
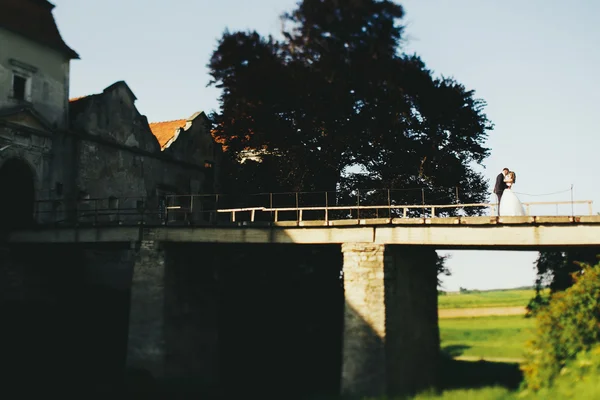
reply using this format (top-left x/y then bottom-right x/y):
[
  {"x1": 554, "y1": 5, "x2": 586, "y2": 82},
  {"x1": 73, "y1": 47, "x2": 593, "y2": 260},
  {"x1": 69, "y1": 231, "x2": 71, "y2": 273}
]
[{"x1": 493, "y1": 168, "x2": 526, "y2": 216}]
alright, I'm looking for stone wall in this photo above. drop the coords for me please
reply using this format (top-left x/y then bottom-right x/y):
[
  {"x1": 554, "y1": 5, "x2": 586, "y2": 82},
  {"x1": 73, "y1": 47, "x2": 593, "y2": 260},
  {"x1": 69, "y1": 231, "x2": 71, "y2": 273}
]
[
  {"x1": 68, "y1": 82, "x2": 216, "y2": 222},
  {"x1": 0, "y1": 28, "x2": 71, "y2": 129},
  {"x1": 0, "y1": 121, "x2": 53, "y2": 196}
]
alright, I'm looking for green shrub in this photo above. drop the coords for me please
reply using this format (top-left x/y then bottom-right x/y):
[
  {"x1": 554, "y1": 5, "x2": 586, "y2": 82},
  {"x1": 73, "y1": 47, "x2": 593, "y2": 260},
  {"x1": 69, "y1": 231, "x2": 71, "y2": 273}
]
[
  {"x1": 521, "y1": 260, "x2": 600, "y2": 390},
  {"x1": 520, "y1": 345, "x2": 600, "y2": 399}
]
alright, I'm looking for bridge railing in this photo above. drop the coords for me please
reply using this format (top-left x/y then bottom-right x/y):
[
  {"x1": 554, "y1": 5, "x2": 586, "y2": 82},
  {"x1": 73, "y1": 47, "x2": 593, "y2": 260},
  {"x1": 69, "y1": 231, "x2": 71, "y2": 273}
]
[
  {"x1": 214, "y1": 200, "x2": 595, "y2": 223},
  {"x1": 30, "y1": 192, "x2": 594, "y2": 227}
]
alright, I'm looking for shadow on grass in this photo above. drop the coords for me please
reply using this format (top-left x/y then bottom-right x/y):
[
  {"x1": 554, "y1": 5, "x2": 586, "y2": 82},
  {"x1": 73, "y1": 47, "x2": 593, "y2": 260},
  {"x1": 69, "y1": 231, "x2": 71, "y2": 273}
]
[
  {"x1": 441, "y1": 345, "x2": 471, "y2": 358},
  {"x1": 438, "y1": 355, "x2": 523, "y2": 392}
]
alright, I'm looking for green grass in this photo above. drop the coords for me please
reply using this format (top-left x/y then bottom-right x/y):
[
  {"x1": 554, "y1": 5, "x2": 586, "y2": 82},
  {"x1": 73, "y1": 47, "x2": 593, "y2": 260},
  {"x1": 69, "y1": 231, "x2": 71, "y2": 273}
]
[
  {"x1": 411, "y1": 387, "x2": 513, "y2": 400},
  {"x1": 438, "y1": 289, "x2": 540, "y2": 309},
  {"x1": 439, "y1": 315, "x2": 535, "y2": 359}
]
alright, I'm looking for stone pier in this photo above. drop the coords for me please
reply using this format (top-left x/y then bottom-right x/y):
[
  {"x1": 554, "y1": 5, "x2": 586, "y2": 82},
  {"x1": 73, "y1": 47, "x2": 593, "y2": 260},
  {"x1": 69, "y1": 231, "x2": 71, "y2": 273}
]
[
  {"x1": 125, "y1": 241, "x2": 220, "y2": 393},
  {"x1": 126, "y1": 240, "x2": 166, "y2": 378},
  {"x1": 341, "y1": 243, "x2": 440, "y2": 397}
]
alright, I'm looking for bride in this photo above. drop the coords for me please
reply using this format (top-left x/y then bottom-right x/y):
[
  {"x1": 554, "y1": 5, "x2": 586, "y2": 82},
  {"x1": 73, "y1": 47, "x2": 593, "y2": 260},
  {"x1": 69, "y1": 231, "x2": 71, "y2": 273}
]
[{"x1": 499, "y1": 171, "x2": 526, "y2": 216}]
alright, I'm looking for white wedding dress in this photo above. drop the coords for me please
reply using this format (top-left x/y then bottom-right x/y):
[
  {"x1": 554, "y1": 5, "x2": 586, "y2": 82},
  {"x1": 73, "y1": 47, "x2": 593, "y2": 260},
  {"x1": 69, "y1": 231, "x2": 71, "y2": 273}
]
[{"x1": 499, "y1": 183, "x2": 526, "y2": 216}]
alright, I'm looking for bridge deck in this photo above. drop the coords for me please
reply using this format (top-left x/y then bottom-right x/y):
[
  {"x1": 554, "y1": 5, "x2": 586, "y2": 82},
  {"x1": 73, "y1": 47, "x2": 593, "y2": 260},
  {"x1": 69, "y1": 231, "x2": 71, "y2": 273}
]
[{"x1": 8, "y1": 215, "x2": 600, "y2": 249}]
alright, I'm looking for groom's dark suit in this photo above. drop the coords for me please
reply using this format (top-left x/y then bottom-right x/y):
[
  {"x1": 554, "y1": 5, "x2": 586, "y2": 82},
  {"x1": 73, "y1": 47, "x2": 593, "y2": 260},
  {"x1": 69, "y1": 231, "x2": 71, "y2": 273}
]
[{"x1": 494, "y1": 173, "x2": 507, "y2": 215}]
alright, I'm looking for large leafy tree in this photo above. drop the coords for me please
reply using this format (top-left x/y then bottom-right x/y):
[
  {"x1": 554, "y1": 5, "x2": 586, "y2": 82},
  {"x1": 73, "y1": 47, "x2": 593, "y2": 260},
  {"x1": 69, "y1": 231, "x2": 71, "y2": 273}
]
[
  {"x1": 528, "y1": 249, "x2": 600, "y2": 314},
  {"x1": 208, "y1": 0, "x2": 493, "y2": 216}
]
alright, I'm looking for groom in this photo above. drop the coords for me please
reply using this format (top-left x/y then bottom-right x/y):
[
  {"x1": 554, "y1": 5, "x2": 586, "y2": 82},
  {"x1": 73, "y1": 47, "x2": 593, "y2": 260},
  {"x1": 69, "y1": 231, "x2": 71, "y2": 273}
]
[{"x1": 494, "y1": 167, "x2": 509, "y2": 215}]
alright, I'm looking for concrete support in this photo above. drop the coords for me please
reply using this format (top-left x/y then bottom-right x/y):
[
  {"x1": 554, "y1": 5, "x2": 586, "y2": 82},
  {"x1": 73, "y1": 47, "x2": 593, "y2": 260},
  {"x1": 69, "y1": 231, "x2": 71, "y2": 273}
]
[
  {"x1": 126, "y1": 240, "x2": 166, "y2": 378},
  {"x1": 341, "y1": 243, "x2": 439, "y2": 397}
]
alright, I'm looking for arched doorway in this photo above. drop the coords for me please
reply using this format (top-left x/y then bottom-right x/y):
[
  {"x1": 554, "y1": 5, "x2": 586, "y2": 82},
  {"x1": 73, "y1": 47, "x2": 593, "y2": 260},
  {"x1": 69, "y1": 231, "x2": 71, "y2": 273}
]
[{"x1": 0, "y1": 158, "x2": 35, "y2": 230}]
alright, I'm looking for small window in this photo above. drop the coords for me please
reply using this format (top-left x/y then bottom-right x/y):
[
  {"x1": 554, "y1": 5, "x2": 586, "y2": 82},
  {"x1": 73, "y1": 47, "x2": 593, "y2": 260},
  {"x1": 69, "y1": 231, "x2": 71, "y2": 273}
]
[
  {"x1": 12, "y1": 74, "x2": 27, "y2": 100},
  {"x1": 204, "y1": 161, "x2": 214, "y2": 169}
]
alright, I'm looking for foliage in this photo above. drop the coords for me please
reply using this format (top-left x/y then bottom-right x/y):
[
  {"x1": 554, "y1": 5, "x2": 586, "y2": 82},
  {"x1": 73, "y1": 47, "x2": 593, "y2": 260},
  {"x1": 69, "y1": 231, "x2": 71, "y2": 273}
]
[
  {"x1": 527, "y1": 250, "x2": 599, "y2": 315},
  {"x1": 440, "y1": 315, "x2": 534, "y2": 360},
  {"x1": 519, "y1": 345, "x2": 600, "y2": 399},
  {"x1": 405, "y1": 346, "x2": 600, "y2": 399},
  {"x1": 410, "y1": 387, "x2": 513, "y2": 400},
  {"x1": 521, "y1": 260, "x2": 600, "y2": 390},
  {"x1": 436, "y1": 253, "x2": 451, "y2": 288},
  {"x1": 438, "y1": 289, "x2": 537, "y2": 309},
  {"x1": 208, "y1": 0, "x2": 493, "y2": 216}
]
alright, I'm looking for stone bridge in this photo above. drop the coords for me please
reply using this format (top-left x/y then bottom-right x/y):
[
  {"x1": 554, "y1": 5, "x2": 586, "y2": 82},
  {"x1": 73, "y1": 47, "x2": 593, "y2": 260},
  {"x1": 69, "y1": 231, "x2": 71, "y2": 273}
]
[{"x1": 4, "y1": 196, "x2": 600, "y2": 397}]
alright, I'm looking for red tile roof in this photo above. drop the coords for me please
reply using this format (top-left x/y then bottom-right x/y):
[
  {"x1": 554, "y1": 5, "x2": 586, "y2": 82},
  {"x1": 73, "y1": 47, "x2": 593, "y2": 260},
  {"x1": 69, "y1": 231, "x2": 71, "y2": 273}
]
[
  {"x1": 148, "y1": 119, "x2": 187, "y2": 149},
  {"x1": 0, "y1": 0, "x2": 79, "y2": 59},
  {"x1": 69, "y1": 96, "x2": 88, "y2": 102}
]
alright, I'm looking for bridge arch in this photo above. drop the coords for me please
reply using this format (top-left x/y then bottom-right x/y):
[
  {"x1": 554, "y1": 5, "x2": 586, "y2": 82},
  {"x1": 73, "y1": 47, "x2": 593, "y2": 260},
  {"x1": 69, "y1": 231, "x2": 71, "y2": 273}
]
[{"x1": 0, "y1": 157, "x2": 37, "y2": 229}]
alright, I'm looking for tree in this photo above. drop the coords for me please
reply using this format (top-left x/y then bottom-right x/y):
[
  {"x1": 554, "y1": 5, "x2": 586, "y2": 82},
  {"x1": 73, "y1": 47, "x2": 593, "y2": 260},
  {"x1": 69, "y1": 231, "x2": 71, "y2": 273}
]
[
  {"x1": 522, "y1": 260, "x2": 600, "y2": 391},
  {"x1": 208, "y1": 0, "x2": 493, "y2": 216},
  {"x1": 528, "y1": 250, "x2": 600, "y2": 314}
]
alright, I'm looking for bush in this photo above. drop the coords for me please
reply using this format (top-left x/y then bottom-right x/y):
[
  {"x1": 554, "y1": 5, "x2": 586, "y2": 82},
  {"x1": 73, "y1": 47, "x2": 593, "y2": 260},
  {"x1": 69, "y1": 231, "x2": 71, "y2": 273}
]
[
  {"x1": 520, "y1": 345, "x2": 600, "y2": 399},
  {"x1": 521, "y1": 260, "x2": 600, "y2": 390}
]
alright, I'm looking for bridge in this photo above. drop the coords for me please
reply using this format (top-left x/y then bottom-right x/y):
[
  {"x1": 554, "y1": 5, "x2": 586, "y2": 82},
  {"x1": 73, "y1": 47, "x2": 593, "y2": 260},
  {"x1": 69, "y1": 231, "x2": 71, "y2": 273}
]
[
  {"x1": 4, "y1": 192, "x2": 600, "y2": 397},
  {"x1": 9, "y1": 193, "x2": 600, "y2": 249}
]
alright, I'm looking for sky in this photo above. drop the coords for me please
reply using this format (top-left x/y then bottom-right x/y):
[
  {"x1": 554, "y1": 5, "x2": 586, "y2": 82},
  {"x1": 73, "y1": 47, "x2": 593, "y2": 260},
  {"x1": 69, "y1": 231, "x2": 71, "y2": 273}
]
[{"x1": 51, "y1": 0, "x2": 600, "y2": 291}]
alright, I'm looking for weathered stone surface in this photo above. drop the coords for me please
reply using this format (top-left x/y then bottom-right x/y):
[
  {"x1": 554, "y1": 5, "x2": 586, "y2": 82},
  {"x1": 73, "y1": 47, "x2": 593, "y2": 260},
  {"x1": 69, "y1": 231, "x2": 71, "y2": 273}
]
[
  {"x1": 341, "y1": 243, "x2": 387, "y2": 396},
  {"x1": 126, "y1": 241, "x2": 166, "y2": 378},
  {"x1": 385, "y1": 246, "x2": 440, "y2": 395},
  {"x1": 0, "y1": 27, "x2": 72, "y2": 129},
  {"x1": 163, "y1": 244, "x2": 219, "y2": 393},
  {"x1": 341, "y1": 243, "x2": 439, "y2": 398}
]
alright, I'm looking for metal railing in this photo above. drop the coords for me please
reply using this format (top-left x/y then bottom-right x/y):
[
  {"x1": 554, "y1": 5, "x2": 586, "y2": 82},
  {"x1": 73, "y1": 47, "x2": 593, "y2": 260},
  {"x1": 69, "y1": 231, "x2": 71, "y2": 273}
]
[{"x1": 28, "y1": 192, "x2": 595, "y2": 227}]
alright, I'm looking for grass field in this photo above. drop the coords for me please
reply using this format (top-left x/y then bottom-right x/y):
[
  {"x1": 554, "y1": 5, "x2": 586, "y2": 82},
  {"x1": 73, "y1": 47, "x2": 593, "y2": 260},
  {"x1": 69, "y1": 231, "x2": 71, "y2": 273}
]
[
  {"x1": 438, "y1": 289, "x2": 538, "y2": 309},
  {"x1": 439, "y1": 315, "x2": 535, "y2": 359},
  {"x1": 438, "y1": 288, "x2": 538, "y2": 362}
]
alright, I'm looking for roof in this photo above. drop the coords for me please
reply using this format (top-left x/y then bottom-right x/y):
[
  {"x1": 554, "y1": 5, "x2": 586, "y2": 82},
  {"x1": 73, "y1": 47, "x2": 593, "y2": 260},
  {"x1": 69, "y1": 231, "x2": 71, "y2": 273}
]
[
  {"x1": 69, "y1": 95, "x2": 88, "y2": 103},
  {"x1": 69, "y1": 81, "x2": 135, "y2": 104},
  {"x1": 148, "y1": 119, "x2": 187, "y2": 149},
  {"x1": 0, "y1": 0, "x2": 79, "y2": 59}
]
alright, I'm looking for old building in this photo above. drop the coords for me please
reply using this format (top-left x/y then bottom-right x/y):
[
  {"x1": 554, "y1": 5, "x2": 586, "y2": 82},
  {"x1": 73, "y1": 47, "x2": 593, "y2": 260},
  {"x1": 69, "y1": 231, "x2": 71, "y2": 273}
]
[
  {"x1": 0, "y1": 0, "x2": 220, "y2": 229},
  {"x1": 0, "y1": 0, "x2": 224, "y2": 391}
]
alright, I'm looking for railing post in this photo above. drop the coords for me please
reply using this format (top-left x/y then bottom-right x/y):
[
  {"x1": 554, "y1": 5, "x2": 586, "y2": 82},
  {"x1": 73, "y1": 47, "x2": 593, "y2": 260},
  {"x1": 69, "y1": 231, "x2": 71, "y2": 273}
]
[
  {"x1": 251, "y1": 209, "x2": 255, "y2": 222},
  {"x1": 325, "y1": 191, "x2": 329, "y2": 224},
  {"x1": 231, "y1": 211, "x2": 236, "y2": 222},
  {"x1": 117, "y1": 198, "x2": 121, "y2": 225},
  {"x1": 299, "y1": 209, "x2": 303, "y2": 222},
  {"x1": 275, "y1": 210, "x2": 279, "y2": 222},
  {"x1": 387, "y1": 189, "x2": 391, "y2": 218},
  {"x1": 190, "y1": 195, "x2": 194, "y2": 224},
  {"x1": 296, "y1": 192, "x2": 299, "y2": 222},
  {"x1": 142, "y1": 200, "x2": 146, "y2": 225},
  {"x1": 357, "y1": 189, "x2": 360, "y2": 220},
  {"x1": 589, "y1": 201, "x2": 593, "y2": 216},
  {"x1": 215, "y1": 194, "x2": 219, "y2": 224},
  {"x1": 431, "y1": 207, "x2": 436, "y2": 217},
  {"x1": 270, "y1": 192, "x2": 273, "y2": 221},
  {"x1": 421, "y1": 188, "x2": 425, "y2": 218}
]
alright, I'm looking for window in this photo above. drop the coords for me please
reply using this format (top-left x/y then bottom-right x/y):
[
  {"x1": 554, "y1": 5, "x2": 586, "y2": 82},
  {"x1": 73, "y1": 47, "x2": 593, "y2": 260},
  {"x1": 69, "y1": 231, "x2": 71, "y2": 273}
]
[
  {"x1": 12, "y1": 74, "x2": 27, "y2": 100},
  {"x1": 204, "y1": 160, "x2": 214, "y2": 169}
]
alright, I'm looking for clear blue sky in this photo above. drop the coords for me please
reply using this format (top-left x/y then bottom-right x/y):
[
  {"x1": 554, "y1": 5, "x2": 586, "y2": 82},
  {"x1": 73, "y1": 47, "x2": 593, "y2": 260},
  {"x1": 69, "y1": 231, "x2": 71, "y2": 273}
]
[{"x1": 52, "y1": 0, "x2": 600, "y2": 291}]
